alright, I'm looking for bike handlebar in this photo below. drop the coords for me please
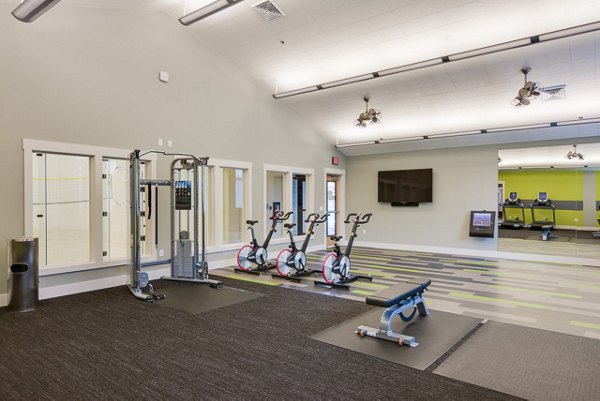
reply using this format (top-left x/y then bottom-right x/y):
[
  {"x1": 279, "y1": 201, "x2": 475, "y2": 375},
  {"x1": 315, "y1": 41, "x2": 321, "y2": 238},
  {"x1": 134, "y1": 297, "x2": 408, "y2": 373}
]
[
  {"x1": 344, "y1": 213, "x2": 359, "y2": 224},
  {"x1": 358, "y1": 213, "x2": 372, "y2": 224},
  {"x1": 305, "y1": 212, "x2": 328, "y2": 224},
  {"x1": 344, "y1": 212, "x2": 372, "y2": 225},
  {"x1": 269, "y1": 211, "x2": 293, "y2": 221}
]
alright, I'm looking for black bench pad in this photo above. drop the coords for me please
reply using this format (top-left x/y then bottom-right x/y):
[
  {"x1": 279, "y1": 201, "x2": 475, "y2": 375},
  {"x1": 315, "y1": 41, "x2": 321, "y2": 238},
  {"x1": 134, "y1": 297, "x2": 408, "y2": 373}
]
[{"x1": 366, "y1": 280, "x2": 431, "y2": 307}]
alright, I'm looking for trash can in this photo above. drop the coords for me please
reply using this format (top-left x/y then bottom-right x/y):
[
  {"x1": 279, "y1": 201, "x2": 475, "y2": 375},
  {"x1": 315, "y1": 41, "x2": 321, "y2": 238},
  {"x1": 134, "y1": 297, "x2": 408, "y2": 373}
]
[{"x1": 8, "y1": 237, "x2": 39, "y2": 312}]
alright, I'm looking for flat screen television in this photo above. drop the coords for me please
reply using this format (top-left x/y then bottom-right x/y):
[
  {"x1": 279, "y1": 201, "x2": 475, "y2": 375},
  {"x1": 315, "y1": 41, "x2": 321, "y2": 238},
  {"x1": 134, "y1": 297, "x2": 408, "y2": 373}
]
[{"x1": 378, "y1": 169, "x2": 432, "y2": 205}]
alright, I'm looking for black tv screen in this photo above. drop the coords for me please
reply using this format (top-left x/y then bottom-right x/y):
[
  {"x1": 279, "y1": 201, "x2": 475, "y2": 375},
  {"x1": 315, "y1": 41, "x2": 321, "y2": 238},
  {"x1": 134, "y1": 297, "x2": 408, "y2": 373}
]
[{"x1": 378, "y1": 169, "x2": 432, "y2": 204}]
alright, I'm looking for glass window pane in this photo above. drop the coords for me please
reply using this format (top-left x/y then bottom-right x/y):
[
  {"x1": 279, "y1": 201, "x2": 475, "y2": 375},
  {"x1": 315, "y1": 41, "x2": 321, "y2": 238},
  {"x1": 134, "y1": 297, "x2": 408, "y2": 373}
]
[
  {"x1": 292, "y1": 174, "x2": 307, "y2": 236},
  {"x1": 327, "y1": 181, "x2": 337, "y2": 236},
  {"x1": 266, "y1": 171, "x2": 285, "y2": 239},
  {"x1": 102, "y1": 158, "x2": 130, "y2": 260},
  {"x1": 223, "y1": 167, "x2": 245, "y2": 244},
  {"x1": 33, "y1": 153, "x2": 90, "y2": 266}
]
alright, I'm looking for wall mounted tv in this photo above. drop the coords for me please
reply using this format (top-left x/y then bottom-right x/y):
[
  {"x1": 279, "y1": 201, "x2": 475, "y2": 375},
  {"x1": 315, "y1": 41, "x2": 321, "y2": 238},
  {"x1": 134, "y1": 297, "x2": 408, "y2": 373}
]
[{"x1": 378, "y1": 168, "x2": 433, "y2": 206}]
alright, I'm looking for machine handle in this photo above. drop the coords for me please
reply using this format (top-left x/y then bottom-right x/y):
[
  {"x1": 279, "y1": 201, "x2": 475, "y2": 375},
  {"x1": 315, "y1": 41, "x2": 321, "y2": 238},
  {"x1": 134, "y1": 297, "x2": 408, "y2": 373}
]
[
  {"x1": 280, "y1": 211, "x2": 293, "y2": 221},
  {"x1": 305, "y1": 212, "x2": 328, "y2": 225},
  {"x1": 305, "y1": 213, "x2": 318, "y2": 223},
  {"x1": 271, "y1": 211, "x2": 293, "y2": 221},
  {"x1": 358, "y1": 213, "x2": 372, "y2": 224},
  {"x1": 344, "y1": 213, "x2": 359, "y2": 223}
]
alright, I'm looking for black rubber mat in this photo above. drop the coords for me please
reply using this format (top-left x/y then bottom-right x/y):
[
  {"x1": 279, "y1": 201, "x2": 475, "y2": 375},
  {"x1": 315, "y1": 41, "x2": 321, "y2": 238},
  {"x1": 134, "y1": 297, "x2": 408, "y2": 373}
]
[
  {"x1": 434, "y1": 321, "x2": 600, "y2": 401},
  {"x1": 524, "y1": 235, "x2": 570, "y2": 242},
  {"x1": 158, "y1": 283, "x2": 263, "y2": 314},
  {"x1": 311, "y1": 309, "x2": 481, "y2": 370}
]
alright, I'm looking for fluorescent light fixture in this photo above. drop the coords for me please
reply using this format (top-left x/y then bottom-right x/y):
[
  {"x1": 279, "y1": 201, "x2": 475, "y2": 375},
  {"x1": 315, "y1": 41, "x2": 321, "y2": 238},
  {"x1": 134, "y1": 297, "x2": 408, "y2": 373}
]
[
  {"x1": 272, "y1": 86, "x2": 319, "y2": 99},
  {"x1": 336, "y1": 140, "x2": 378, "y2": 148},
  {"x1": 539, "y1": 21, "x2": 600, "y2": 42},
  {"x1": 11, "y1": 0, "x2": 62, "y2": 22},
  {"x1": 377, "y1": 58, "x2": 443, "y2": 76},
  {"x1": 448, "y1": 38, "x2": 532, "y2": 61},
  {"x1": 179, "y1": 0, "x2": 245, "y2": 26},
  {"x1": 378, "y1": 137, "x2": 423, "y2": 143},
  {"x1": 320, "y1": 74, "x2": 375, "y2": 89},
  {"x1": 272, "y1": 20, "x2": 600, "y2": 99},
  {"x1": 487, "y1": 123, "x2": 550, "y2": 133},
  {"x1": 556, "y1": 117, "x2": 600, "y2": 126},
  {"x1": 428, "y1": 130, "x2": 482, "y2": 139}
]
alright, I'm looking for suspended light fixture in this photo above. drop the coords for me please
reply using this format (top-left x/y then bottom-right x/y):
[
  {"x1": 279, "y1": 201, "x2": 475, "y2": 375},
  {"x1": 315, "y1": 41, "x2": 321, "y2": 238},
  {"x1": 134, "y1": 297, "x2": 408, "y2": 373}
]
[
  {"x1": 566, "y1": 145, "x2": 584, "y2": 160},
  {"x1": 11, "y1": 0, "x2": 62, "y2": 22},
  {"x1": 355, "y1": 97, "x2": 381, "y2": 127},
  {"x1": 179, "y1": 0, "x2": 245, "y2": 26}
]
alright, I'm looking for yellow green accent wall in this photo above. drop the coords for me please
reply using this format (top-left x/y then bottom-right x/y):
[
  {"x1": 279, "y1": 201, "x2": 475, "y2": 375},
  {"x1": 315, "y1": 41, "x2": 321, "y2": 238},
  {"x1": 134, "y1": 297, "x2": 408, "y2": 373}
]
[{"x1": 499, "y1": 170, "x2": 584, "y2": 226}]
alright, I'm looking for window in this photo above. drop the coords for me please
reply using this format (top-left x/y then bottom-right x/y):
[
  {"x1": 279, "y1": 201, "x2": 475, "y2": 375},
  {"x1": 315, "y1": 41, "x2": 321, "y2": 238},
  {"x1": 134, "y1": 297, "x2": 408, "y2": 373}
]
[
  {"x1": 222, "y1": 167, "x2": 247, "y2": 244},
  {"x1": 33, "y1": 153, "x2": 91, "y2": 266},
  {"x1": 292, "y1": 174, "x2": 307, "y2": 235},
  {"x1": 266, "y1": 171, "x2": 287, "y2": 239},
  {"x1": 24, "y1": 139, "x2": 155, "y2": 272}
]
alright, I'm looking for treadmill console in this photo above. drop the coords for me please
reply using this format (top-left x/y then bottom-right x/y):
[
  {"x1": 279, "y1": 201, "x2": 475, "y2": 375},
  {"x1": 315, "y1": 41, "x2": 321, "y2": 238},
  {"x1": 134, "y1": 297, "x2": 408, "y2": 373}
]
[
  {"x1": 469, "y1": 210, "x2": 496, "y2": 238},
  {"x1": 535, "y1": 192, "x2": 551, "y2": 206},
  {"x1": 506, "y1": 192, "x2": 520, "y2": 205}
]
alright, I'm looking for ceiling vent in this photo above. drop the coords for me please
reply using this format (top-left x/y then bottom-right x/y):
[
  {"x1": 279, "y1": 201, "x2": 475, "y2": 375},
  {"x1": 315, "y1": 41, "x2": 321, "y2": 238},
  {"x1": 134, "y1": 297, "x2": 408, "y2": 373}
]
[
  {"x1": 252, "y1": 0, "x2": 285, "y2": 22},
  {"x1": 541, "y1": 85, "x2": 567, "y2": 101}
]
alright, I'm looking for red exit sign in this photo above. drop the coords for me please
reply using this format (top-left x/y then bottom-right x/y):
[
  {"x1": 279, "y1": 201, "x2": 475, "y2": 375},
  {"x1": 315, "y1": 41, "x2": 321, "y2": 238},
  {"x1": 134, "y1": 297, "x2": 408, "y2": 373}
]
[{"x1": 332, "y1": 156, "x2": 340, "y2": 165}]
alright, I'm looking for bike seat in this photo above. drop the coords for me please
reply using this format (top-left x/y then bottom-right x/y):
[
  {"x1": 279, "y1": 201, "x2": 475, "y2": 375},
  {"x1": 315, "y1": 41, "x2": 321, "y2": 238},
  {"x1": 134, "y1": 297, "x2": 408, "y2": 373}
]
[
  {"x1": 246, "y1": 220, "x2": 258, "y2": 225},
  {"x1": 329, "y1": 235, "x2": 343, "y2": 242},
  {"x1": 284, "y1": 223, "x2": 296, "y2": 229}
]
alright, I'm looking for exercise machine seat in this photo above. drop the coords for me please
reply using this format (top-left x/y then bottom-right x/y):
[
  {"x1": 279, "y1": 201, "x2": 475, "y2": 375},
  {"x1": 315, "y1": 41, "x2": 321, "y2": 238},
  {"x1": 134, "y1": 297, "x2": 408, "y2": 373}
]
[
  {"x1": 283, "y1": 223, "x2": 296, "y2": 229},
  {"x1": 366, "y1": 280, "x2": 431, "y2": 307},
  {"x1": 329, "y1": 235, "x2": 343, "y2": 242},
  {"x1": 246, "y1": 220, "x2": 258, "y2": 225}
]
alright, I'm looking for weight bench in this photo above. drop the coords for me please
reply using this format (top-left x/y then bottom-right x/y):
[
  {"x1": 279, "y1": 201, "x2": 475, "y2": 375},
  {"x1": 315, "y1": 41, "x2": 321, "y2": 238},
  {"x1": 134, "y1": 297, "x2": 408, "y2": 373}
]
[{"x1": 355, "y1": 280, "x2": 431, "y2": 347}]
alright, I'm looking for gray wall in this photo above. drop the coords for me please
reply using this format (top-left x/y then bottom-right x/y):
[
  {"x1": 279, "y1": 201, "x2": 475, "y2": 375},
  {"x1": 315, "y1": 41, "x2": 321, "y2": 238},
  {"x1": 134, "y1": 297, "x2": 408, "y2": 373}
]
[
  {"x1": 345, "y1": 146, "x2": 499, "y2": 250},
  {"x1": 0, "y1": 6, "x2": 344, "y2": 298}
]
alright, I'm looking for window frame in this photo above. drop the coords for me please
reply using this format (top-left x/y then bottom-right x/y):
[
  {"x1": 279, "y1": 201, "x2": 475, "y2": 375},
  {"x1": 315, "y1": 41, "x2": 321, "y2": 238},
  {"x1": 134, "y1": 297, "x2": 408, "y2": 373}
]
[
  {"x1": 23, "y1": 139, "x2": 157, "y2": 276},
  {"x1": 263, "y1": 163, "x2": 315, "y2": 246},
  {"x1": 208, "y1": 158, "x2": 253, "y2": 251}
]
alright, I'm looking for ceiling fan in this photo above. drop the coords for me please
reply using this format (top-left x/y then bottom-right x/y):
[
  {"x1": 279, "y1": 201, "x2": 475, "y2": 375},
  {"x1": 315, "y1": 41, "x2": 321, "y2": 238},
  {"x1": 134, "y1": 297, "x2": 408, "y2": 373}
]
[
  {"x1": 566, "y1": 144, "x2": 584, "y2": 160},
  {"x1": 511, "y1": 67, "x2": 543, "y2": 107},
  {"x1": 356, "y1": 96, "x2": 381, "y2": 127}
]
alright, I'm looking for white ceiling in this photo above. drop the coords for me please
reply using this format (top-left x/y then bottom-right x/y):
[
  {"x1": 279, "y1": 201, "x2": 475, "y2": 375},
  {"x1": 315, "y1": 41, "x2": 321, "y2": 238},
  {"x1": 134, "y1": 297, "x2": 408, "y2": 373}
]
[{"x1": 5, "y1": 0, "x2": 600, "y2": 156}]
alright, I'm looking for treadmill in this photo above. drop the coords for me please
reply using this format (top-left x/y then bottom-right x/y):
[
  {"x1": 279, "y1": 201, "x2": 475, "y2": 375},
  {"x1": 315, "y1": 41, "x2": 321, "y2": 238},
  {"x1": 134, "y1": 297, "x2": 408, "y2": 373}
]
[
  {"x1": 530, "y1": 192, "x2": 556, "y2": 230},
  {"x1": 501, "y1": 192, "x2": 526, "y2": 229}
]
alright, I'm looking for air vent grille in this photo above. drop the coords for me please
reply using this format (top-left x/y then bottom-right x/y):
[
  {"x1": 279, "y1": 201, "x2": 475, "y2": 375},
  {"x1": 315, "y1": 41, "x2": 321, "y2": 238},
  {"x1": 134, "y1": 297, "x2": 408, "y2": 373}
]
[
  {"x1": 541, "y1": 85, "x2": 567, "y2": 101},
  {"x1": 252, "y1": 0, "x2": 285, "y2": 22}
]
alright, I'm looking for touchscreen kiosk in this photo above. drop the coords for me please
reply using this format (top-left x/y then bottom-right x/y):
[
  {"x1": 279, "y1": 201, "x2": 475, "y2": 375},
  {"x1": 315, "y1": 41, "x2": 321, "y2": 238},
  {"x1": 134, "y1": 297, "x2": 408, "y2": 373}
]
[{"x1": 469, "y1": 210, "x2": 496, "y2": 238}]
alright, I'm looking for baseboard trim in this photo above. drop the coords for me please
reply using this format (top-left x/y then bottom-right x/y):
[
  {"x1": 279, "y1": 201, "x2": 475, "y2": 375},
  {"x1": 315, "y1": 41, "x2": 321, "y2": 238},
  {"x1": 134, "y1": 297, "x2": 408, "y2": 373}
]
[
  {"x1": 36, "y1": 254, "x2": 242, "y2": 301},
  {"x1": 354, "y1": 240, "x2": 600, "y2": 267}
]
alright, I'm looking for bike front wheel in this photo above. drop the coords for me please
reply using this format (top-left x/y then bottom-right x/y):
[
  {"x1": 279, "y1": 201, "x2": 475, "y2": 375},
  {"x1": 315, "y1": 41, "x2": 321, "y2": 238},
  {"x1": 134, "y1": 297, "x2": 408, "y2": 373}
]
[
  {"x1": 236, "y1": 245, "x2": 254, "y2": 270},
  {"x1": 275, "y1": 249, "x2": 293, "y2": 277},
  {"x1": 321, "y1": 253, "x2": 338, "y2": 284}
]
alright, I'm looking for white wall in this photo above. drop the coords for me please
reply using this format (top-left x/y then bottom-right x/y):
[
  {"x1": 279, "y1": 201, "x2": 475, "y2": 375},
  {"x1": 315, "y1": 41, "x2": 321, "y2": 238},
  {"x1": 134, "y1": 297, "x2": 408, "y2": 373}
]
[
  {"x1": 0, "y1": 6, "x2": 343, "y2": 301},
  {"x1": 346, "y1": 146, "x2": 499, "y2": 251}
]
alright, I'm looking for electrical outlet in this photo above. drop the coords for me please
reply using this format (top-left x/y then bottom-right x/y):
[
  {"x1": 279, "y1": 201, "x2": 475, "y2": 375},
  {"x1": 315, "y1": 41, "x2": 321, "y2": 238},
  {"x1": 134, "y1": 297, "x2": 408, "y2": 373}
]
[
  {"x1": 167, "y1": 140, "x2": 173, "y2": 147},
  {"x1": 159, "y1": 249, "x2": 164, "y2": 257},
  {"x1": 362, "y1": 229, "x2": 366, "y2": 234},
  {"x1": 158, "y1": 138, "x2": 163, "y2": 146}
]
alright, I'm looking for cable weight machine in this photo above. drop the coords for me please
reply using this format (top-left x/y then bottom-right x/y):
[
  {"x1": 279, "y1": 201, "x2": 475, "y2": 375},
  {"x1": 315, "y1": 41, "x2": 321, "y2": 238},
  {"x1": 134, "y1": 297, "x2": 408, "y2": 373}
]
[{"x1": 129, "y1": 150, "x2": 222, "y2": 301}]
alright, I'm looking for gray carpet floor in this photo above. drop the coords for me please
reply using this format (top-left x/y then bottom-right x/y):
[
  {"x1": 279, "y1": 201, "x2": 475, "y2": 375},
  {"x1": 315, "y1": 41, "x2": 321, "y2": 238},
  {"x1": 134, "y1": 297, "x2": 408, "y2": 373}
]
[
  {"x1": 434, "y1": 321, "x2": 600, "y2": 401},
  {"x1": 0, "y1": 279, "x2": 521, "y2": 401}
]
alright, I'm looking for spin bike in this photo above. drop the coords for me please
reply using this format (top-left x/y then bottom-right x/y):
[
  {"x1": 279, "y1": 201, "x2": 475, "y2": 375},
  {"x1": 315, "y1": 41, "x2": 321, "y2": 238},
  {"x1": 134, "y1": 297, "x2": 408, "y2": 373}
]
[
  {"x1": 273, "y1": 212, "x2": 328, "y2": 282},
  {"x1": 314, "y1": 212, "x2": 374, "y2": 290},
  {"x1": 235, "y1": 211, "x2": 293, "y2": 275}
]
